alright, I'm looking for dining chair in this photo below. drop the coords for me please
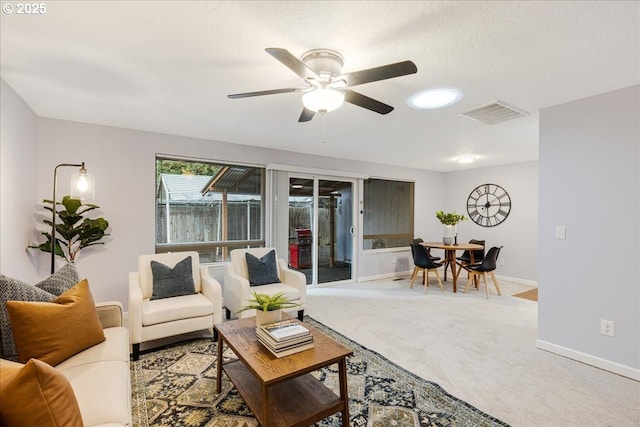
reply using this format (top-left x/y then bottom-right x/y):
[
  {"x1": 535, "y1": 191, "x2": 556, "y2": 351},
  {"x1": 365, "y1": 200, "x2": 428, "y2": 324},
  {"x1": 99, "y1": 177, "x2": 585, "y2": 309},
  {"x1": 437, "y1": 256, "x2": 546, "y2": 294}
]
[
  {"x1": 410, "y1": 239, "x2": 442, "y2": 286},
  {"x1": 409, "y1": 243, "x2": 444, "y2": 293},
  {"x1": 463, "y1": 246, "x2": 503, "y2": 298},
  {"x1": 456, "y1": 239, "x2": 486, "y2": 276},
  {"x1": 411, "y1": 238, "x2": 441, "y2": 261}
]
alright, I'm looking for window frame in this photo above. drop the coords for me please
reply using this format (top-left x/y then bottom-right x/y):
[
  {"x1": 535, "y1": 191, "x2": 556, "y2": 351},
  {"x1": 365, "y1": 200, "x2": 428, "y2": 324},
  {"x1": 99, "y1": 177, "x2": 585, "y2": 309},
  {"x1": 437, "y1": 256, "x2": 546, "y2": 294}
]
[
  {"x1": 155, "y1": 156, "x2": 266, "y2": 263},
  {"x1": 362, "y1": 177, "x2": 415, "y2": 251}
]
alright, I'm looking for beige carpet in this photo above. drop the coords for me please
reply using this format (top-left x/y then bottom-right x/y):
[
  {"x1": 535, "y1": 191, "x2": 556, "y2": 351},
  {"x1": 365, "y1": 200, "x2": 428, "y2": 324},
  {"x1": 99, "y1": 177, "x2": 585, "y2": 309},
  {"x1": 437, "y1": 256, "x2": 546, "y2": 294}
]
[{"x1": 305, "y1": 276, "x2": 640, "y2": 427}]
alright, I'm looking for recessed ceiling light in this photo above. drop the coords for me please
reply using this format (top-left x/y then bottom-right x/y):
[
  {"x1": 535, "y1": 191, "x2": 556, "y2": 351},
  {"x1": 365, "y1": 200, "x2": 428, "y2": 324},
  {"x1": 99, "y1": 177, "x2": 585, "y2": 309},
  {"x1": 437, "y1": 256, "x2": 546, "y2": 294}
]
[
  {"x1": 455, "y1": 154, "x2": 477, "y2": 164},
  {"x1": 408, "y1": 87, "x2": 462, "y2": 109}
]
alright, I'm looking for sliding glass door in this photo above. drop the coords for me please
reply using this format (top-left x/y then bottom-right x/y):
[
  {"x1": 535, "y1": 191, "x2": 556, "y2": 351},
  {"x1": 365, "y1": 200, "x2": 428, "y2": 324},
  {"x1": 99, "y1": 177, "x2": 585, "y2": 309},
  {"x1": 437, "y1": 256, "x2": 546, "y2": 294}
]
[
  {"x1": 288, "y1": 176, "x2": 354, "y2": 285},
  {"x1": 317, "y1": 179, "x2": 353, "y2": 284}
]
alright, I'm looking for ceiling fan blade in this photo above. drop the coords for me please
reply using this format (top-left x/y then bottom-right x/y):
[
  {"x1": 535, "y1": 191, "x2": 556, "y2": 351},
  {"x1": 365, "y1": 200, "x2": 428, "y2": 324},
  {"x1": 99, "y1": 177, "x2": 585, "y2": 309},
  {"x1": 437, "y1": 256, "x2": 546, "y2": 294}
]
[
  {"x1": 298, "y1": 107, "x2": 316, "y2": 122},
  {"x1": 265, "y1": 48, "x2": 319, "y2": 80},
  {"x1": 343, "y1": 90, "x2": 394, "y2": 115},
  {"x1": 227, "y1": 88, "x2": 298, "y2": 99},
  {"x1": 340, "y1": 60, "x2": 417, "y2": 87}
]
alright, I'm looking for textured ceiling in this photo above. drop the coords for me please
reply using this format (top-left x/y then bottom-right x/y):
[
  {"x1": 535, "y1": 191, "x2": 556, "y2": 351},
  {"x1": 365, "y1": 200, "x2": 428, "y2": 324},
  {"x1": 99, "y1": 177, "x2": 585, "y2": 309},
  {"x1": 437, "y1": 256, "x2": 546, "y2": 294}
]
[{"x1": 1, "y1": 1, "x2": 638, "y2": 171}]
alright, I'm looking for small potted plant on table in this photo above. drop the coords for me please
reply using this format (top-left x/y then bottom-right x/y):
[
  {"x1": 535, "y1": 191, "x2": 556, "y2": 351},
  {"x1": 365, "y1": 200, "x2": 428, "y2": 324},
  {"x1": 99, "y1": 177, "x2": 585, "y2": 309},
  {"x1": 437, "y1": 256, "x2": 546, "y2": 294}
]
[
  {"x1": 236, "y1": 291, "x2": 300, "y2": 326},
  {"x1": 435, "y1": 210, "x2": 467, "y2": 245}
]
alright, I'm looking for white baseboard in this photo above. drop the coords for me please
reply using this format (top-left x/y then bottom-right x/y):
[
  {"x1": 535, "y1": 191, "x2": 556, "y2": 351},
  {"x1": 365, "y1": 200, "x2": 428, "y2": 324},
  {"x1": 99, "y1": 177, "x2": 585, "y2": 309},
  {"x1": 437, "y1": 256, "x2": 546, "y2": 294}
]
[
  {"x1": 358, "y1": 270, "x2": 537, "y2": 286},
  {"x1": 357, "y1": 270, "x2": 413, "y2": 282},
  {"x1": 494, "y1": 274, "x2": 538, "y2": 287},
  {"x1": 536, "y1": 340, "x2": 640, "y2": 381}
]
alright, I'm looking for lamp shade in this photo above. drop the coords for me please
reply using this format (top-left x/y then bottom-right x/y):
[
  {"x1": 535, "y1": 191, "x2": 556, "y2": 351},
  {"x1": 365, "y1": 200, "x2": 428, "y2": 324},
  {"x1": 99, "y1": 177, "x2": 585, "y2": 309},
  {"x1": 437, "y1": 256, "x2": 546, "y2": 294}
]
[
  {"x1": 70, "y1": 169, "x2": 95, "y2": 201},
  {"x1": 302, "y1": 88, "x2": 345, "y2": 113}
]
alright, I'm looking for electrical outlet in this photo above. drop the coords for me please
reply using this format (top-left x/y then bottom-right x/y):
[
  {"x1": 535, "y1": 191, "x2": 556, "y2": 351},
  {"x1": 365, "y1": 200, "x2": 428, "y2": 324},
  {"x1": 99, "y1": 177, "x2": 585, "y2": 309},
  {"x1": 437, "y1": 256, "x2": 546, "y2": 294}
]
[
  {"x1": 500, "y1": 259, "x2": 505, "y2": 266},
  {"x1": 601, "y1": 319, "x2": 614, "y2": 337}
]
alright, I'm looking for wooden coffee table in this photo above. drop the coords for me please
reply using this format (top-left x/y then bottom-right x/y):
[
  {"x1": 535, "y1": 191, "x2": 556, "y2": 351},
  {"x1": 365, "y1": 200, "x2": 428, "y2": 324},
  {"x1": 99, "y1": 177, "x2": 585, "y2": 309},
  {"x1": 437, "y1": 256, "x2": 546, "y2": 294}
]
[{"x1": 215, "y1": 316, "x2": 353, "y2": 427}]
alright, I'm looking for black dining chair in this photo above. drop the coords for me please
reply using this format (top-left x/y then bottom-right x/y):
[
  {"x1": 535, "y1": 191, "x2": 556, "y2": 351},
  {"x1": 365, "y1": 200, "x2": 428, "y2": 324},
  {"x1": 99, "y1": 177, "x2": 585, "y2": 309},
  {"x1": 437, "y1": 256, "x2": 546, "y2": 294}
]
[
  {"x1": 456, "y1": 239, "x2": 485, "y2": 276},
  {"x1": 411, "y1": 238, "x2": 441, "y2": 261},
  {"x1": 463, "y1": 246, "x2": 503, "y2": 298},
  {"x1": 409, "y1": 243, "x2": 444, "y2": 293}
]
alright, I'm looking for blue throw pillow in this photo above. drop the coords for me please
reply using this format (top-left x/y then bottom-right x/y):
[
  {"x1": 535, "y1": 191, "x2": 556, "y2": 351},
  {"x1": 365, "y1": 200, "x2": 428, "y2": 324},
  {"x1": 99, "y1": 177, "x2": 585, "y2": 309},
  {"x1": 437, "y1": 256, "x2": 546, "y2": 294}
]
[
  {"x1": 245, "y1": 250, "x2": 281, "y2": 286},
  {"x1": 150, "y1": 256, "x2": 196, "y2": 300}
]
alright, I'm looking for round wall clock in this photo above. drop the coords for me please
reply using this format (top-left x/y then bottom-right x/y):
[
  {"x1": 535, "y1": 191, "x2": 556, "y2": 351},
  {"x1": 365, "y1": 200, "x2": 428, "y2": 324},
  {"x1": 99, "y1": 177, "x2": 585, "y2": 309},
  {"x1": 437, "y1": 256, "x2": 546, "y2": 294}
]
[{"x1": 466, "y1": 183, "x2": 511, "y2": 227}]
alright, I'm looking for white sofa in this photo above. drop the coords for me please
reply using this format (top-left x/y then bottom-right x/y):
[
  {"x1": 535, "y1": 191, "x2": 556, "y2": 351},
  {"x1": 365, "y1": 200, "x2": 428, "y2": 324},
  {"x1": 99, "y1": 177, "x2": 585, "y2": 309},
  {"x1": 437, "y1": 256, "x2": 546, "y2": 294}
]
[
  {"x1": 223, "y1": 247, "x2": 306, "y2": 320},
  {"x1": 18, "y1": 301, "x2": 131, "y2": 427},
  {"x1": 58, "y1": 301, "x2": 130, "y2": 426}
]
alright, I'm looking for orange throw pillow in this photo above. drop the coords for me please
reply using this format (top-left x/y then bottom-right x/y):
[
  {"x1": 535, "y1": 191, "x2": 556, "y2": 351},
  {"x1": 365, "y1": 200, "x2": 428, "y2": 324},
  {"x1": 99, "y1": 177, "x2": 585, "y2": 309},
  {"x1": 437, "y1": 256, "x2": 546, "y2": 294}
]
[
  {"x1": 6, "y1": 279, "x2": 106, "y2": 366},
  {"x1": 0, "y1": 358, "x2": 84, "y2": 426}
]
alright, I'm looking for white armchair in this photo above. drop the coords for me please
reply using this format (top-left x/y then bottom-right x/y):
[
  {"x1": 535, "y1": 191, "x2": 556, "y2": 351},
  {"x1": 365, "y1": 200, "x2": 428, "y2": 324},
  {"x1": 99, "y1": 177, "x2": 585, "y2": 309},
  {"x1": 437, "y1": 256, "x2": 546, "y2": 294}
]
[
  {"x1": 224, "y1": 248, "x2": 306, "y2": 320},
  {"x1": 128, "y1": 251, "x2": 222, "y2": 360}
]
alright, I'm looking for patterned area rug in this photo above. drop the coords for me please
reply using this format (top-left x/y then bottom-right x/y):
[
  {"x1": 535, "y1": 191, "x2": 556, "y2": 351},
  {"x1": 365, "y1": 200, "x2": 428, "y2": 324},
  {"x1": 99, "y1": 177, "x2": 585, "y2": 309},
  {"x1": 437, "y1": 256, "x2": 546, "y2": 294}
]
[{"x1": 131, "y1": 317, "x2": 509, "y2": 427}]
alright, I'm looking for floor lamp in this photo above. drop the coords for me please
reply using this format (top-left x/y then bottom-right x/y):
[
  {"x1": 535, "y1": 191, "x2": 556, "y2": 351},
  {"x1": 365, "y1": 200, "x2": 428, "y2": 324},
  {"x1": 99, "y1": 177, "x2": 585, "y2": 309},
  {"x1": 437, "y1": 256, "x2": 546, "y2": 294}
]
[{"x1": 51, "y1": 162, "x2": 95, "y2": 274}]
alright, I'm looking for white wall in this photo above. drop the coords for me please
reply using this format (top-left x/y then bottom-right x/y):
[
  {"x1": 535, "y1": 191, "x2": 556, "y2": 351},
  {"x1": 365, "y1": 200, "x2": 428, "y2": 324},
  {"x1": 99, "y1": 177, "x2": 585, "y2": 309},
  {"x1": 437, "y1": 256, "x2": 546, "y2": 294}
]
[
  {"x1": 443, "y1": 162, "x2": 539, "y2": 281},
  {"x1": 29, "y1": 117, "x2": 445, "y2": 306},
  {"x1": 538, "y1": 85, "x2": 639, "y2": 378},
  {"x1": 0, "y1": 79, "x2": 39, "y2": 282}
]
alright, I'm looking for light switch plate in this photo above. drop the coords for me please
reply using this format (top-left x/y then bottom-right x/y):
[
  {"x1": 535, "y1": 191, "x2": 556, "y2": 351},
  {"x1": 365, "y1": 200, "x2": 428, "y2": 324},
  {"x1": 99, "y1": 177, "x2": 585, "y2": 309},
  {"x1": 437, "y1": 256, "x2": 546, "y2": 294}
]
[{"x1": 555, "y1": 226, "x2": 566, "y2": 239}]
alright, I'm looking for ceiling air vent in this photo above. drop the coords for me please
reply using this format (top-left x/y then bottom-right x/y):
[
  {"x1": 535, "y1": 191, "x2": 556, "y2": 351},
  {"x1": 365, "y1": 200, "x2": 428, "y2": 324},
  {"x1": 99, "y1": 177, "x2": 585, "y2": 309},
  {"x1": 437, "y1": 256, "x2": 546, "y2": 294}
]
[{"x1": 460, "y1": 100, "x2": 528, "y2": 125}]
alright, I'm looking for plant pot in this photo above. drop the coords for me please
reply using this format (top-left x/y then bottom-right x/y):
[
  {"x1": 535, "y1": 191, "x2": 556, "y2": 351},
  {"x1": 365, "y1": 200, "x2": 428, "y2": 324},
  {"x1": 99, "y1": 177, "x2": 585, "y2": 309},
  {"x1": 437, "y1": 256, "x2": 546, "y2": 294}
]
[
  {"x1": 256, "y1": 309, "x2": 282, "y2": 326},
  {"x1": 443, "y1": 225, "x2": 453, "y2": 245}
]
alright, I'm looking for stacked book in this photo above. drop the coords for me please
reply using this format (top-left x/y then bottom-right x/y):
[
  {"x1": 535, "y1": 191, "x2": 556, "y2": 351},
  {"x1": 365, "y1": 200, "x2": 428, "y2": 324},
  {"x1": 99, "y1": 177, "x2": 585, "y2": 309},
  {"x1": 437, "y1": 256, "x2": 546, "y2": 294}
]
[{"x1": 256, "y1": 319, "x2": 314, "y2": 358}]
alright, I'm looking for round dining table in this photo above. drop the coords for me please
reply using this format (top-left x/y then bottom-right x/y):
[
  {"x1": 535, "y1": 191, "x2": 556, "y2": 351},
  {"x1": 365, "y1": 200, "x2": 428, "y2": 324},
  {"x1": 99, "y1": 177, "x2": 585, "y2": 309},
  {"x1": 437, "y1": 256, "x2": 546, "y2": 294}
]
[{"x1": 420, "y1": 242, "x2": 484, "y2": 292}]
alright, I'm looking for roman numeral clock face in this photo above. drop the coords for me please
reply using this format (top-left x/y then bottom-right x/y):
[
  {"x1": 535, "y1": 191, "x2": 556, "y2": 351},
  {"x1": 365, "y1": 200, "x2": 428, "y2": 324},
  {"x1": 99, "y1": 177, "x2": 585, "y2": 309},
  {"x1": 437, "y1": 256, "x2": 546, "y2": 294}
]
[{"x1": 466, "y1": 184, "x2": 511, "y2": 227}]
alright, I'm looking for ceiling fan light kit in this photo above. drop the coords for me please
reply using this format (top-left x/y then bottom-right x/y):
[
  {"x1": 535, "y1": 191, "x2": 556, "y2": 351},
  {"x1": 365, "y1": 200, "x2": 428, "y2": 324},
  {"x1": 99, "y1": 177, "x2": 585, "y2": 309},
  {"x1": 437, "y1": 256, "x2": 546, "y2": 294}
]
[
  {"x1": 227, "y1": 47, "x2": 417, "y2": 122},
  {"x1": 302, "y1": 87, "x2": 345, "y2": 113},
  {"x1": 300, "y1": 49, "x2": 344, "y2": 78}
]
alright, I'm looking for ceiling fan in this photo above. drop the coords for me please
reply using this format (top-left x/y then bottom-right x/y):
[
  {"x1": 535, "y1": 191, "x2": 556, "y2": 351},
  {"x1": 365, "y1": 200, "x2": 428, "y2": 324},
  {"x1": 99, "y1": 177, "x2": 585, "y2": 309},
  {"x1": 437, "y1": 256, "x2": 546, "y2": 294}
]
[{"x1": 227, "y1": 48, "x2": 418, "y2": 122}]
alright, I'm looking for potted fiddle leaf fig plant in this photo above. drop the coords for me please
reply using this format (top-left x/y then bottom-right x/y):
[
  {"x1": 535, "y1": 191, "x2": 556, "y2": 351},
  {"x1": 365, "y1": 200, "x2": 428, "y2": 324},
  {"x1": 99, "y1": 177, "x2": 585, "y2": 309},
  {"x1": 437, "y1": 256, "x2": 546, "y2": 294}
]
[
  {"x1": 30, "y1": 195, "x2": 110, "y2": 263},
  {"x1": 435, "y1": 210, "x2": 466, "y2": 244},
  {"x1": 236, "y1": 291, "x2": 300, "y2": 326}
]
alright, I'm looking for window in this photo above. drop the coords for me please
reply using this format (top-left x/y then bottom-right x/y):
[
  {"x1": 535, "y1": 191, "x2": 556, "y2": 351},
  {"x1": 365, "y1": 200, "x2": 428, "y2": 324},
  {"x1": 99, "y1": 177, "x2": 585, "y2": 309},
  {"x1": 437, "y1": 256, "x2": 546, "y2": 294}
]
[
  {"x1": 156, "y1": 157, "x2": 265, "y2": 262},
  {"x1": 363, "y1": 178, "x2": 414, "y2": 250}
]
